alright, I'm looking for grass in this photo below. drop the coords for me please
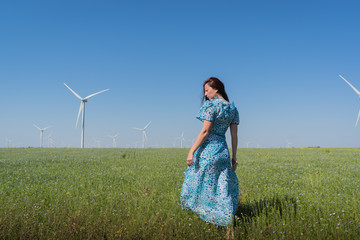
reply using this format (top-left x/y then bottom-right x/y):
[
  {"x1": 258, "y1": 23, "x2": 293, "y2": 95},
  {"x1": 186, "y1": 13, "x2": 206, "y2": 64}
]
[{"x1": 0, "y1": 147, "x2": 359, "y2": 239}]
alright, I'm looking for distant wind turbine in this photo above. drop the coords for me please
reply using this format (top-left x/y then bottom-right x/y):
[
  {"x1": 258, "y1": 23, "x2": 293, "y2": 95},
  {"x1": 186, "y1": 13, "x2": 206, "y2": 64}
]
[
  {"x1": 339, "y1": 75, "x2": 360, "y2": 127},
  {"x1": 33, "y1": 124, "x2": 51, "y2": 148},
  {"x1": 133, "y1": 122, "x2": 151, "y2": 148},
  {"x1": 64, "y1": 83, "x2": 109, "y2": 148},
  {"x1": 108, "y1": 133, "x2": 118, "y2": 148},
  {"x1": 286, "y1": 140, "x2": 292, "y2": 148},
  {"x1": 185, "y1": 138, "x2": 195, "y2": 147},
  {"x1": 48, "y1": 132, "x2": 54, "y2": 148},
  {"x1": 6, "y1": 137, "x2": 11, "y2": 148},
  {"x1": 176, "y1": 132, "x2": 185, "y2": 148},
  {"x1": 93, "y1": 138, "x2": 101, "y2": 148},
  {"x1": 134, "y1": 141, "x2": 140, "y2": 148}
]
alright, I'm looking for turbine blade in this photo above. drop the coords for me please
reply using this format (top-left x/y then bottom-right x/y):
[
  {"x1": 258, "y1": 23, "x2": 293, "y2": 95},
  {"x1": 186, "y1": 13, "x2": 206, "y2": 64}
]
[
  {"x1": 339, "y1": 75, "x2": 360, "y2": 96},
  {"x1": 133, "y1": 128, "x2": 142, "y2": 131},
  {"x1": 64, "y1": 83, "x2": 83, "y2": 100},
  {"x1": 76, "y1": 102, "x2": 84, "y2": 128},
  {"x1": 144, "y1": 121, "x2": 151, "y2": 129},
  {"x1": 356, "y1": 108, "x2": 360, "y2": 127},
  {"x1": 43, "y1": 126, "x2": 51, "y2": 130},
  {"x1": 33, "y1": 124, "x2": 41, "y2": 130},
  {"x1": 84, "y1": 89, "x2": 109, "y2": 99}
]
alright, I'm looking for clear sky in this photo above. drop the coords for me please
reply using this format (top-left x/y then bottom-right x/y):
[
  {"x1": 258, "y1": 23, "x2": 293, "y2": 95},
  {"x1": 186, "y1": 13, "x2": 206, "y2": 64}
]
[{"x1": 1, "y1": 0, "x2": 360, "y2": 148}]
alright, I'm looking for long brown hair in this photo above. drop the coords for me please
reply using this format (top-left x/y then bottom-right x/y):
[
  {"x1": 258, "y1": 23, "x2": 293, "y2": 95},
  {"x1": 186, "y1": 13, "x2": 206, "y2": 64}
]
[{"x1": 202, "y1": 77, "x2": 229, "y2": 103}]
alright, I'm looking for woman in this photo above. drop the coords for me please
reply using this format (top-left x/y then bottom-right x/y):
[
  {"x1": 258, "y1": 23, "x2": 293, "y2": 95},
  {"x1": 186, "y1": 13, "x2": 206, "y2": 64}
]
[{"x1": 180, "y1": 77, "x2": 239, "y2": 227}]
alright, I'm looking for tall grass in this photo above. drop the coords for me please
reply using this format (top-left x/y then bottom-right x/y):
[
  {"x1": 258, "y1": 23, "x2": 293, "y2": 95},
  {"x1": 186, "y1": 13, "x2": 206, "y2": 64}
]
[{"x1": 0, "y1": 148, "x2": 359, "y2": 239}]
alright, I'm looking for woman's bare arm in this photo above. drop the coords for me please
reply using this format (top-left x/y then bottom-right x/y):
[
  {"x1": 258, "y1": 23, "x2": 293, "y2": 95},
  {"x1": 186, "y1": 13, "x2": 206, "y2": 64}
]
[
  {"x1": 186, "y1": 120, "x2": 213, "y2": 166},
  {"x1": 230, "y1": 124, "x2": 238, "y2": 171}
]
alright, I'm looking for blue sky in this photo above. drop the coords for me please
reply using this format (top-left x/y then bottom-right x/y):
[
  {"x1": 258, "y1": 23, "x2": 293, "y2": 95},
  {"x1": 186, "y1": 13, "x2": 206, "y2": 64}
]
[{"x1": 1, "y1": 0, "x2": 360, "y2": 148}]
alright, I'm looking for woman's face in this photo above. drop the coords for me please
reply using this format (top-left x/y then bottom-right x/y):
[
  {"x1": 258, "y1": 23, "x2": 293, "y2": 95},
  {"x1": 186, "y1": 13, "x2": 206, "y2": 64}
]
[{"x1": 204, "y1": 83, "x2": 218, "y2": 99}]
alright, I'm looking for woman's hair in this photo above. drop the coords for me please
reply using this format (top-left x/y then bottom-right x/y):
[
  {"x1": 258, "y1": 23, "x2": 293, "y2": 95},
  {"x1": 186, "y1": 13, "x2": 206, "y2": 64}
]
[{"x1": 202, "y1": 77, "x2": 229, "y2": 102}]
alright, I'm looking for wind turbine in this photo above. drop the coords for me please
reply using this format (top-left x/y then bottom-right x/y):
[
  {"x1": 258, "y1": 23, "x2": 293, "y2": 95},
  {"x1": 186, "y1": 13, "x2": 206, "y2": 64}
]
[
  {"x1": 186, "y1": 138, "x2": 195, "y2": 147},
  {"x1": 286, "y1": 140, "x2": 292, "y2": 148},
  {"x1": 93, "y1": 138, "x2": 101, "y2": 148},
  {"x1": 5, "y1": 137, "x2": 11, "y2": 148},
  {"x1": 133, "y1": 122, "x2": 151, "y2": 148},
  {"x1": 108, "y1": 133, "x2": 118, "y2": 148},
  {"x1": 176, "y1": 132, "x2": 185, "y2": 148},
  {"x1": 33, "y1": 124, "x2": 51, "y2": 148},
  {"x1": 64, "y1": 83, "x2": 109, "y2": 148},
  {"x1": 48, "y1": 132, "x2": 54, "y2": 148},
  {"x1": 339, "y1": 75, "x2": 360, "y2": 127},
  {"x1": 134, "y1": 141, "x2": 140, "y2": 148}
]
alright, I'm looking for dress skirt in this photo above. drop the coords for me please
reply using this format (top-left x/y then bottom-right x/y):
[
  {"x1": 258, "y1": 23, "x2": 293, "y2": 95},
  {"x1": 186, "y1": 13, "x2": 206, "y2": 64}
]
[{"x1": 180, "y1": 134, "x2": 239, "y2": 226}]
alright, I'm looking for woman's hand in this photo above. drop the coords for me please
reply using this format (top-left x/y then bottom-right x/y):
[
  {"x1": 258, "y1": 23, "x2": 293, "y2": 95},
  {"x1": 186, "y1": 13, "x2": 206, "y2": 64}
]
[
  {"x1": 187, "y1": 153, "x2": 194, "y2": 166},
  {"x1": 232, "y1": 158, "x2": 238, "y2": 171}
]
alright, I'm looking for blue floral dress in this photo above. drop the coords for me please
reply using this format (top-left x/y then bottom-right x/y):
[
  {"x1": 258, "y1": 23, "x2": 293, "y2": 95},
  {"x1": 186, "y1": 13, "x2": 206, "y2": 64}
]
[{"x1": 180, "y1": 98, "x2": 239, "y2": 226}]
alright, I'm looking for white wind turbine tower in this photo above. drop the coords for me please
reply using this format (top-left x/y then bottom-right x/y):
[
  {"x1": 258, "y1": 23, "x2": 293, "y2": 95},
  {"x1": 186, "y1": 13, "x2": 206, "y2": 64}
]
[
  {"x1": 243, "y1": 141, "x2": 251, "y2": 148},
  {"x1": 134, "y1": 141, "x2": 140, "y2": 148},
  {"x1": 108, "y1": 133, "x2": 118, "y2": 148},
  {"x1": 133, "y1": 121, "x2": 151, "y2": 148},
  {"x1": 64, "y1": 83, "x2": 109, "y2": 148},
  {"x1": 339, "y1": 75, "x2": 360, "y2": 127},
  {"x1": 286, "y1": 140, "x2": 292, "y2": 148},
  {"x1": 5, "y1": 137, "x2": 12, "y2": 148},
  {"x1": 33, "y1": 124, "x2": 51, "y2": 148},
  {"x1": 177, "y1": 132, "x2": 185, "y2": 148},
  {"x1": 48, "y1": 132, "x2": 54, "y2": 148},
  {"x1": 185, "y1": 138, "x2": 195, "y2": 148},
  {"x1": 93, "y1": 138, "x2": 101, "y2": 148}
]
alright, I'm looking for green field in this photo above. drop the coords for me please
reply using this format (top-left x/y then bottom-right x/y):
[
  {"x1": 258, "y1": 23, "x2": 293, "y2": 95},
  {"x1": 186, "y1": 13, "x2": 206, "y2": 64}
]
[{"x1": 0, "y1": 148, "x2": 359, "y2": 239}]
